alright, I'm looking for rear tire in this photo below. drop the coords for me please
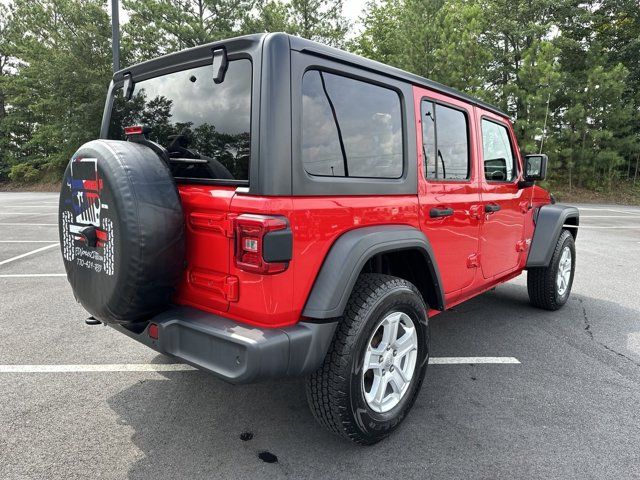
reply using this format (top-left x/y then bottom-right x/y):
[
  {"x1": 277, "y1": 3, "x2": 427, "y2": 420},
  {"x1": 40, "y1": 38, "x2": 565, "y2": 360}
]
[
  {"x1": 305, "y1": 273, "x2": 429, "y2": 445},
  {"x1": 527, "y1": 229, "x2": 575, "y2": 310}
]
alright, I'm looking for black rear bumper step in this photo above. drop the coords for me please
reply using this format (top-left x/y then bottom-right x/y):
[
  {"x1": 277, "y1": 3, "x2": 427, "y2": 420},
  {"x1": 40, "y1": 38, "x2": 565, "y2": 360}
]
[{"x1": 110, "y1": 306, "x2": 337, "y2": 384}]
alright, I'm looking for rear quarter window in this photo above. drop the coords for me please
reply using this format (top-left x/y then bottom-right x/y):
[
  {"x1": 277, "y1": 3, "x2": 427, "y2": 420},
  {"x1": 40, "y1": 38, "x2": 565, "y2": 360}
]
[{"x1": 301, "y1": 70, "x2": 403, "y2": 179}]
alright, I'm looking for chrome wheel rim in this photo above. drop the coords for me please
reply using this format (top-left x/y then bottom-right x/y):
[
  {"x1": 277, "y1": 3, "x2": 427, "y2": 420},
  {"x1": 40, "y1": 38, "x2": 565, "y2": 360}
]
[
  {"x1": 556, "y1": 246, "x2": 572, "y2": 296},
  {"x1": 362, "y1": 311, "x2": 418, "y2": 413}
]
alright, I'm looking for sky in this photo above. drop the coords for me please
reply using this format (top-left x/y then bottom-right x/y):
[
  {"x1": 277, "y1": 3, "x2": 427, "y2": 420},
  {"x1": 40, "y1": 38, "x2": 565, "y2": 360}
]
[{"x1": 342, "y1": 0, "x2": 368, "y2": 23}]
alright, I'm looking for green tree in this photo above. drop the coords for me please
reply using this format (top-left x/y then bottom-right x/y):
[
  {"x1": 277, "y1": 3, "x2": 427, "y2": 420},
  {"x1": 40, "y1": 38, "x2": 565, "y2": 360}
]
[
  {"x1": 1, "y1": 0, "x2": 112, "y2": 182},
  {"x1": 286, "y1": 0, "x2": 349, "y2": 47},
  {"x1": 554, "y1": 1, "x2": 638, "y2": 190},
  {"x1": 245, "y1": 1, "x2": 292, "y2": 33},
  {"x1": 0, "y1": 2, "x2": 15, "y2": 179},
  {"x1": 122, "y1": 0, "x2": 255, "y2": 62},
  {"x1": 124, "y1": 0, "x2": 349, "y2": 63},
  {"x1": 354, "y1": 0, "x2": 489, "y2": 92}
]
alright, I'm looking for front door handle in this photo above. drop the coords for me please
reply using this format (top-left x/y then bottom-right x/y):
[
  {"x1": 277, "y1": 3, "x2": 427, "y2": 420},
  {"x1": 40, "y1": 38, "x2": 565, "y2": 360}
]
[
  {"x1": 485, "y1": 203, "x2": 501, "y2": 213},
  {"x1": 430, "y1": 207, "x2": 454, "y2": 218}
]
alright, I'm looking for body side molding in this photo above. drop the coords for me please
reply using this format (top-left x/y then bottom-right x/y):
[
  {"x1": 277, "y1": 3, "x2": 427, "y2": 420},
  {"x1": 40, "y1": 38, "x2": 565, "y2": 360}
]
[
  {"x1": 527, "y1": 204, "x2": 579, "y2": 268},
  {"x1": 302, "y1": 225, "x2": 445, "y2": 319}
]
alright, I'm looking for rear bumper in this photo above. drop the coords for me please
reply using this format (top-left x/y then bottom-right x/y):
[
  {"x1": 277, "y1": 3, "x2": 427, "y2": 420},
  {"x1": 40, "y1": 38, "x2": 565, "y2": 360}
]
[{"x1": 110, "y1": 306, "x2": 337, "y2": 384}]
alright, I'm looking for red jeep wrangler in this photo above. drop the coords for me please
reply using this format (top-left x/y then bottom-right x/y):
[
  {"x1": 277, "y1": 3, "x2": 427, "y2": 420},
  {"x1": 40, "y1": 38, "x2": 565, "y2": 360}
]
[{"x1": 59, "y1": 33, "x2": 579, "y2": 444}]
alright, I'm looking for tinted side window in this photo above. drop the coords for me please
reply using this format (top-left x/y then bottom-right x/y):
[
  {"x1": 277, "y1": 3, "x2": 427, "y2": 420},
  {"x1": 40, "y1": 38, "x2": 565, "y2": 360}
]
[
  {"x1": 302, "y1": 70, "x2": 403, "y2": 178},
  {"x1": 421, "y1": 101, "x2": 469, "y2": 180},
  {"x1": 481, "y1": 119, "x2": 515, "y2": 182}
]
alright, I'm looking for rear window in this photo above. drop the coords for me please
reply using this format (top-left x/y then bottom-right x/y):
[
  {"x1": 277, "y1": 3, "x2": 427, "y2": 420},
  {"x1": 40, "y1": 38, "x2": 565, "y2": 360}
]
[
  {"x1": 108, "y1": 59, "x2": 252, "y2": 182},
  {"x1": 301, "y1": 70, "x2": 403, "y2": 179}
]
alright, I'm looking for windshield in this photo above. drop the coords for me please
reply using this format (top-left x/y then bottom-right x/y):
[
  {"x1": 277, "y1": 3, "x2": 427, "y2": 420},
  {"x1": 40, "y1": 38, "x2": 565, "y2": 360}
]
[{"x1": 107, "y1": 59, "x2": 252, "y2": 182}]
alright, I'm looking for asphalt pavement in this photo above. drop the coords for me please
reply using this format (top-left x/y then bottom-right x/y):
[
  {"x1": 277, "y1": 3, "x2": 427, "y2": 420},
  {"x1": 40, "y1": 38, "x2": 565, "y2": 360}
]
[{"x1": 0, "y1": 192, "x2": 639, "y2": 479}]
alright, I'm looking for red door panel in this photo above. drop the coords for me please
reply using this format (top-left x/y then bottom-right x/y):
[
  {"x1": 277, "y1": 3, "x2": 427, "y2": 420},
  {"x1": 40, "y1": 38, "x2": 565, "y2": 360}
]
[
  {"x1": 413, "y1": 86, "x2": 481, "y2": 294},
  {"x1": 477, "y1": 112, "x2": 526, "y2": 278}
]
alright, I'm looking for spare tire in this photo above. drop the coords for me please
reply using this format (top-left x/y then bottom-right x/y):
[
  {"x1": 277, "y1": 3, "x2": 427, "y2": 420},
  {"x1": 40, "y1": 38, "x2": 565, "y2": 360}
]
[{"x1": 58, "y1": 140, "x2": 185, "y2": 324}]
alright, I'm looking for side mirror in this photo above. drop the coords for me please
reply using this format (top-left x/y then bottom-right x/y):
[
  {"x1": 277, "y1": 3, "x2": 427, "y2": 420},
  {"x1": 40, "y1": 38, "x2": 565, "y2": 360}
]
[{"x1": 520, "y1": 154, "x2": 548, "y2": 187}]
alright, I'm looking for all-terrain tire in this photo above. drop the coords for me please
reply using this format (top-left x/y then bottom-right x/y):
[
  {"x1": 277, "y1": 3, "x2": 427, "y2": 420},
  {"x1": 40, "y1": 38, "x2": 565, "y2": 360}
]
[
  {"x1": 305, "y1": 273, "x2": 429, "y2": 445},
  {"x1": 527, "y1": 229, "x2": 576, "y2": 310}
]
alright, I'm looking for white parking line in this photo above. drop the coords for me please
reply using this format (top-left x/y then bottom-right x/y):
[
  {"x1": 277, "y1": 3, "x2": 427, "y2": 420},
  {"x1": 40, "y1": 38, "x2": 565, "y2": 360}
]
[
  {"x1": 429, "y1": 357, "x2": 521, "y2": 364},
  {"x1": 0, "y1": 223, "x2": 57, "y2": 226},
  {"x1": 0, "y1": 243, "x2": 59, "y2": 266},
  {"x1": 565, "y1": 225, "x2": 640, "y2": 229},
  {"x1": 0, "y1": 357, "x2": 521, "y2": 373},
  {"x1": 0, "y1": 364, "x2": 197, "y2": 373},
  {"x1": 578, "y1": 208, "x2": 640, "y2": 216},
  {"x1": 0, "y1": 212, "x2": 57, "y2": 215},
  {"x1": 0, "y1": 205, "x2": 58, "y2": 208},
  {"x1": 580, "y1": 215, "x2": 640, "y2": 218},
  {"x1": 0, "y1": 274, "x2": 66, "y2": 278},
  {"x1": 0, "y1": 240, "x2": 60, "y2": 243}
]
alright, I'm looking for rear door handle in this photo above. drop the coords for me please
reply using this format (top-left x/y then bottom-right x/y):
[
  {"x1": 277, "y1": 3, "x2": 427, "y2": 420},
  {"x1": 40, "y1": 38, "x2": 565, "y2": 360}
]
[
  {"x1": 485, "y1": 203, "x2": 501, "y2": 213},
  {"x1": 430, "y1": 207, "x2": 454, "y2": 218}
]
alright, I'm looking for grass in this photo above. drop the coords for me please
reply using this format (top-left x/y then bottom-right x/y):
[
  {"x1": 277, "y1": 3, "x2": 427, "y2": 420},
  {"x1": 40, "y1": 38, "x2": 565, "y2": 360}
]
[
  {"x1": 547, "y1": 179, "x2": 640, "y2": 206},
  {"x1": 0, "y1": 181, "x2": 61, "y2": 192}
]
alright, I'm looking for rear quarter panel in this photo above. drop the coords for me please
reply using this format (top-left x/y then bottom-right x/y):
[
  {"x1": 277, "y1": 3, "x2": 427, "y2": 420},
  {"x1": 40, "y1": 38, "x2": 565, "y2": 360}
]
[{"x1": 228, "y1": 194, "x2": 420, "y2": 328}]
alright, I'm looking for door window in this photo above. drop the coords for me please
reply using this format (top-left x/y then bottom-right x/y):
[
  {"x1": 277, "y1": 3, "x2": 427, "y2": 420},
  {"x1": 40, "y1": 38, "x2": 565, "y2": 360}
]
[
  {"x1": 301, "y1": 70, "x2": 403, "y2": 179},
  {"x1": 481, "y1": 119, "x2": 516, "y2": 182},
  {"x1": 421, "y1": 101, "x2": 469, "y2": 181}
]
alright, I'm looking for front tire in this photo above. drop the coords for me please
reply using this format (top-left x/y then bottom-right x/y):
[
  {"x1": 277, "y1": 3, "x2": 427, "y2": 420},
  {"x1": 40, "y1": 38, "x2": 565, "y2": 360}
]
[
  {"x1": 527, "y1": 229, "x2": 576, "y2": 310},
  {"x1": 305, "y1": 274, "x2": 429, "y2": 445}
]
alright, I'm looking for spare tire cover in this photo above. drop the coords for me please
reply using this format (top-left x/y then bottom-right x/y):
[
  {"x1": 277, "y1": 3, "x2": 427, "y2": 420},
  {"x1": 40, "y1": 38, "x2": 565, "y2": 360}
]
[{"x1": 58, "y1": 140, "x2": 185, "y2": 324}]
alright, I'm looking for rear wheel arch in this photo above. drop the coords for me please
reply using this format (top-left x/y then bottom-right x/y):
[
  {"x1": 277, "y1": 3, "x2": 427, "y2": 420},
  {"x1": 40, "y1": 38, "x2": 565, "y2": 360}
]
[{"x1": 302, "y1": 226, "x2": 445, "y2": 319}]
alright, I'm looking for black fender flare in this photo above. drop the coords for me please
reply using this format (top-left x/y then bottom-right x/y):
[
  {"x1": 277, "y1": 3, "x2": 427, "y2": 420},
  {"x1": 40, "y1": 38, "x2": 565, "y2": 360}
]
[
  {"x1": 526, "y1": 204, "x2": 579, "y2": 268},
  {"x1": 302, "y1": 225, "x2": 445, "y2": 319}
]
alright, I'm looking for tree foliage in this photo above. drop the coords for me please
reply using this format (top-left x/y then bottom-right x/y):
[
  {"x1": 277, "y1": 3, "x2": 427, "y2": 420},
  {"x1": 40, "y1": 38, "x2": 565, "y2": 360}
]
[
  {"x1": 0, "y1": 0, "x2": 637, "y2": 192},
  {"x1": 0, "y1": 0, "x2": 112, "y2": 181},
  {"x1": 354, "y1": 0, "x2": 639, "y2": 192}
]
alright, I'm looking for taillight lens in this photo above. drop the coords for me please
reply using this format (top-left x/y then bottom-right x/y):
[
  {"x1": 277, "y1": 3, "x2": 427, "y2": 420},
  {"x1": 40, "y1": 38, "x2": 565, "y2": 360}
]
[{"x1": 234, "y1": 214, "x2": 289, "y2": 274}]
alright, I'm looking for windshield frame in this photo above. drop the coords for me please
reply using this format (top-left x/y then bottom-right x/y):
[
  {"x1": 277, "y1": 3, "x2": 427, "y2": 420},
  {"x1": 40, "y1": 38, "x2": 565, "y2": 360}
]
[{"x1": 100, "y1": 35, "x2": 262, "y2": 187}]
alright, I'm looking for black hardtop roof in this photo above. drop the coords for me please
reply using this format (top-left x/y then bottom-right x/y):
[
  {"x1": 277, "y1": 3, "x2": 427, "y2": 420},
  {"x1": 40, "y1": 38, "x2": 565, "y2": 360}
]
[
  {"x1": 114, "y1": 32, "x2": 508, "y2": 118},
  {"x1": 287, "y1": 35, "x2": 508, "y2": 118}
]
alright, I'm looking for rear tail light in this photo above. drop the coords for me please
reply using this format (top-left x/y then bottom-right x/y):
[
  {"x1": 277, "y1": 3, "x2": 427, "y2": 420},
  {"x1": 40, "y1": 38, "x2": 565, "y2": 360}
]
[{"x1": 234, "y1": 214, "x2": 290, "y2": 274}]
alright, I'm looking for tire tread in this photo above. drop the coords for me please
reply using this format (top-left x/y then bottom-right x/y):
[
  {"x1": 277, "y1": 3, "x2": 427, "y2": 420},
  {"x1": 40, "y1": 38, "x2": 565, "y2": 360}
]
[
  {"x1": 527, "y1": 229, "x2": 574, "y2": 310},
  {"x1": 306, "y1": 273, "x2": 426, "y2": 445}
]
